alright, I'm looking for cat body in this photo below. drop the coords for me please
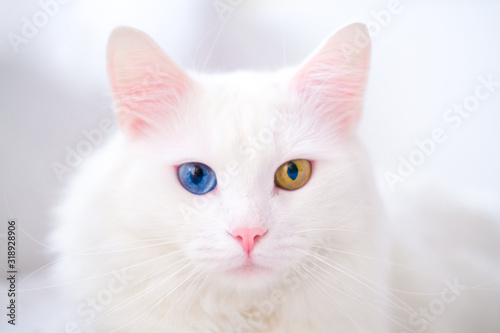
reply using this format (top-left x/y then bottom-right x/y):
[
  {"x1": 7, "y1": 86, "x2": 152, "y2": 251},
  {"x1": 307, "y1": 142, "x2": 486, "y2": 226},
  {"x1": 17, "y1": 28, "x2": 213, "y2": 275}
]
[{"x1": 52, "y1": 23, "x2": 499, "y2": 332}]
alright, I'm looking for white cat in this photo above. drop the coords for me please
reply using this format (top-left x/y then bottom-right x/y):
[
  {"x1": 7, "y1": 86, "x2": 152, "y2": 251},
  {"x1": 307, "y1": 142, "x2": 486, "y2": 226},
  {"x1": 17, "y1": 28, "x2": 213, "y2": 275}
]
[{"x1": 52, "y1": 23, "x2": 499, "y2": 333}]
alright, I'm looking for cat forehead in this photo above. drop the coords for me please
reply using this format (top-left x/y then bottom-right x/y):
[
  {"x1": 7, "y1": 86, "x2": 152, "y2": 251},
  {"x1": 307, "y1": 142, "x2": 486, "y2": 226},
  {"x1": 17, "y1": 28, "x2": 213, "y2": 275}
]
[
  {"x1": 193, "y1": 70, "x2": 290, "y2": 125},
  {"x1": 148, "y1": 70, "x2": 337, "y2": 166},
  {"x1": 187, "y1": 71, "x2": 293, "y2": 149}
]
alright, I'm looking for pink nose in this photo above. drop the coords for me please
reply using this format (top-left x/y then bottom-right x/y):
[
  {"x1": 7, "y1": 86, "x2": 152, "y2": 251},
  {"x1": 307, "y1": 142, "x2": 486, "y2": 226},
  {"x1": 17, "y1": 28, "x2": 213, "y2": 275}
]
[{"x1": 230, "y1": 227, "x2": 267, "y2": 255}]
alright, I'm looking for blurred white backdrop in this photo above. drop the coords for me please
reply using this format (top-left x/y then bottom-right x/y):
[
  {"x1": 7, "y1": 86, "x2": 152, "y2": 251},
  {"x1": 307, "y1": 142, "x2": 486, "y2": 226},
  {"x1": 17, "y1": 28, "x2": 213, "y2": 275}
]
[{"x1": 1, "y1": 0, "x2": 499, "y2": 331}]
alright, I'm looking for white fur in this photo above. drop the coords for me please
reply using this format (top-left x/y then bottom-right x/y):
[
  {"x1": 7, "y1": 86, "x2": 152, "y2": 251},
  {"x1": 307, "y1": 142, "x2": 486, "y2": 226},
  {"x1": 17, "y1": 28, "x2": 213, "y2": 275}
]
[
  {"x1": 53, "y1": 70, "x2": 389, "y2": 332},
  {"x1": 52, "y1": 23, "x2": 500, "y2": 333}
]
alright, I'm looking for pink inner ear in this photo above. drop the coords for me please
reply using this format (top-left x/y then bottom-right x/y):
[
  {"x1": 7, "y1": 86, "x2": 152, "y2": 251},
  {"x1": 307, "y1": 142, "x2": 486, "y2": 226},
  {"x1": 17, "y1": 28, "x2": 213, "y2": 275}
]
[
  {"x1": 292, "y1": 69, "x2": 363, "y2": 132},
  {"x1": 107, "y1": 28, "x2": 192, "y2": 138},
  {"x1": 290, "y1": 24, "x2": 371, "y2": 132},
  {"x1": 112, "y1": 61, "x2": 192, "y2": 137},
  {"x1": 292, "y1": 60, "x2": 367, "y2": 132}
]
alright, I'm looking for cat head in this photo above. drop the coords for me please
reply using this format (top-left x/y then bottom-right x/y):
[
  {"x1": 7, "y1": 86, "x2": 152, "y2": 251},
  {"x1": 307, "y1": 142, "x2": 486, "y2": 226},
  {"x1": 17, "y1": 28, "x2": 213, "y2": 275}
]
[{"x1": 104, "y1": 23, "x2": 376, "y2": 290}]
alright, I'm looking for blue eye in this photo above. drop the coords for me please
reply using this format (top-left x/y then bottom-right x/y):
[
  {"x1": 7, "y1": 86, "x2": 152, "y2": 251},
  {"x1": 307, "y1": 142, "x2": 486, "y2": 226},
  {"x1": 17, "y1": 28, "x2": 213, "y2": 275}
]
[{"x1": 177, "y1": 162, "x2": 217, "y2": 195}]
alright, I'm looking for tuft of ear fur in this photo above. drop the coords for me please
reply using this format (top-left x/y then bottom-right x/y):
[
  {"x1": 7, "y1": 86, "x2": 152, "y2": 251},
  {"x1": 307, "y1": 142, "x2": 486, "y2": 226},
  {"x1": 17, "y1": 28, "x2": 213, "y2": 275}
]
[
  {"x1": 107, "y1": 27, "x2": 192, "y2": 137},
  {"x1": 291, "y1": 23, "x2": 371, "y2": 132}
]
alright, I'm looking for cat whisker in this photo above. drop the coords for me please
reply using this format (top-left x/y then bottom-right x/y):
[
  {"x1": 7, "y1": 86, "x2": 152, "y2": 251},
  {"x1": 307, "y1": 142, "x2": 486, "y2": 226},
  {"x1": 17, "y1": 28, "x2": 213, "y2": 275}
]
[
  {"x1": 89, "y1": 258, "x2": 195, "y2": 329},
  {"x1": 77, "y1": 239, "x2": 189, "y2": 256},
  {"x1": 311, "y1": 245, "x2": 448, "y2": 292},
  {"x1": 293, "y1": 227, "x2": 371, "y2": 235},
  {"x1": 123, "y1": 257, "x2": 193, "y2": 292},
  {"x1": 303, "y1": 250, "x2": 418, "y2": 320},
  {"x1": 297, "y1": 253, "x2": 417, "y2": 332},
  {"x1": 290, "y1": 263, "x2": 365, "y2": 331},
  {"x1": 183, "y1": 267, "x2": 214, "y2": 316},
  {"x1": 20, "y1": 249, "x2": 186, "y2": 292},
  {"x1": 19, "y1": 255, "x2": 67, "y2": 285},
  {"x1": 107, "y1": 267, "x2": 203, "y2": 333},
  {"x1": 147, "y1": 269, "x2": 208, "y2": 332},
  {"x1": 21, "y1": 238, "x2": 183, "y2": 286}
]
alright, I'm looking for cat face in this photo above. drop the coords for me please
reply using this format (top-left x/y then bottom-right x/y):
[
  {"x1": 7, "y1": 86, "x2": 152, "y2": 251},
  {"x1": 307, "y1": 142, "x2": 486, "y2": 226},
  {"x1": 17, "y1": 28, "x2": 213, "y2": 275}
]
[{"x1": 106, "y1": 24, "x2": 374, "y2": 290}]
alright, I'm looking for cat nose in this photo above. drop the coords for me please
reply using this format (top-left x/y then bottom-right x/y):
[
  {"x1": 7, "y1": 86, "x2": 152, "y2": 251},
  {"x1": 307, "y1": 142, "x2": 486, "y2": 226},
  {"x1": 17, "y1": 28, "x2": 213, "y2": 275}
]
[{"x1": 230, "y1": 227, "x2": 267, "y2": 255}]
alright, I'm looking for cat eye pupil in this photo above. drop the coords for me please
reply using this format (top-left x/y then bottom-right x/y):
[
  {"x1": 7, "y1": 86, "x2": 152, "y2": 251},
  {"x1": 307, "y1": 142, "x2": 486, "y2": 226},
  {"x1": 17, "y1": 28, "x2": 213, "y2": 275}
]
[
  {"x1": 287, "y1": 162, "x2": 298, "y2": 181},
  {"x1": 190, "y1": 165, "x2": 204, "y2": 185}
]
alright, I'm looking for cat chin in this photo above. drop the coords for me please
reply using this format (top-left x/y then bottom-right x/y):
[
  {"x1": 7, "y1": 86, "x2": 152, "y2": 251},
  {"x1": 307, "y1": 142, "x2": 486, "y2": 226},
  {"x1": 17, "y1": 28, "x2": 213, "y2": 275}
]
[{"x1": 217, "y1": 273, "x2": 283, "y2": 293}]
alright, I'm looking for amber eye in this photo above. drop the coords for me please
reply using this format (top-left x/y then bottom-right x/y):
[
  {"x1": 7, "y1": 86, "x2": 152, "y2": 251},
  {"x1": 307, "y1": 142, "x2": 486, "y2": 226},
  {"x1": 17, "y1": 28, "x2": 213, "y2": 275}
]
[{"x1": 274, "y1": 159, "x2": 312, "y2": 190}]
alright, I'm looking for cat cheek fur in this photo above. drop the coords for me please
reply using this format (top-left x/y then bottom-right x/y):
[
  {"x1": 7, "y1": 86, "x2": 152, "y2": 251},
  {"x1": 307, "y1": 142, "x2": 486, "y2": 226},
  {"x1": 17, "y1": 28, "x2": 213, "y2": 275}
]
[{"x1": 52, "y1": 23, "x2": 390, "y2": 332}]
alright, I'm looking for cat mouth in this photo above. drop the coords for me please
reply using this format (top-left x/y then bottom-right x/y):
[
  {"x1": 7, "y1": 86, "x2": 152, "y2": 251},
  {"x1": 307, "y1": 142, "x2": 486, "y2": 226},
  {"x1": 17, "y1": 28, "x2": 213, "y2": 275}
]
[{"x1": 228, "y1": 260, "x2": 270, "y2": 276}]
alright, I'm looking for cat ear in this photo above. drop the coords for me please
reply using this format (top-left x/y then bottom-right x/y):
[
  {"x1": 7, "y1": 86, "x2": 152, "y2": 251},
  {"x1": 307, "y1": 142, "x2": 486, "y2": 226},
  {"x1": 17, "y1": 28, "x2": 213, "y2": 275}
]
[
  {"x1": 107, "y1": 27, "x2": 192, "y2": 137},
  {"x1": 291, "y1": 23, "x2": 371, "y2": 132}
]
